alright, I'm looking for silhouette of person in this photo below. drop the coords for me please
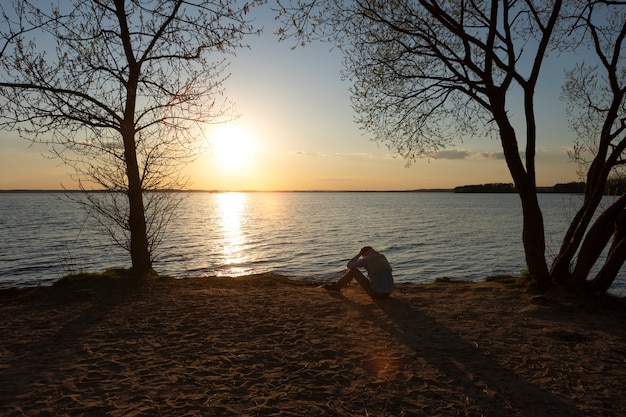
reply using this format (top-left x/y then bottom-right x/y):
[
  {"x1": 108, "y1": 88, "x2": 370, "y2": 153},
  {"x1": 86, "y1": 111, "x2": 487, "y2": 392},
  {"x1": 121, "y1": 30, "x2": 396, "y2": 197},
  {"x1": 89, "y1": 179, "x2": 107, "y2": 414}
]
[{"x1": 323, "y1": 246, "x2": 394, "y2": 298}]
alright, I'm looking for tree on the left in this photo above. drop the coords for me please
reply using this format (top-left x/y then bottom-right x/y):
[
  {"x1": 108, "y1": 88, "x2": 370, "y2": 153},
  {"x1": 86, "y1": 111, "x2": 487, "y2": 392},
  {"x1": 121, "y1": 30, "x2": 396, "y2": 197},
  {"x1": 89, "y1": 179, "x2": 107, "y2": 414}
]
[{"x1": 0, "y1": 0, "x2": 263, "y2": 278}]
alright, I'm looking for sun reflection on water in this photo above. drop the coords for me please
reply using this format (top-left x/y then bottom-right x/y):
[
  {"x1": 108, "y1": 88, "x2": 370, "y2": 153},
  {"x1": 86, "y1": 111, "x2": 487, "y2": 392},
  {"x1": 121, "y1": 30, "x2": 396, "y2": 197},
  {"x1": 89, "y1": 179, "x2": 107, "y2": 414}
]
[{"x1": 216, "y1": 192, "x2": 249, "y2": 276}]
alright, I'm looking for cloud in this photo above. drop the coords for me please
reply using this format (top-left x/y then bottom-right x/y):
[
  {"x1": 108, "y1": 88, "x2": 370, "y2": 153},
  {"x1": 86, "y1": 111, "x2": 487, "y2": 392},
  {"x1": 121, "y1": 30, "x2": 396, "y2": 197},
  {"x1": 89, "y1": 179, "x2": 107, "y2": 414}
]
[
  {"x1": 291, "y1": 150, "x2": 333, "y2": 157},
  {"x1": 432, "y1": 147, "x2": 573, "y2": 162},
  {"x1": 292, "y1": 147, "x2": 512, "y2": 161},
  {"x1": 472, "y1": 151, "x2": 506, "y2": 160},
  {"x1": 291, "y1": 150, "x2": 378, "y2": 160},
  {"x1": 433, "y1": 149, "x2": 470, "y2": 159},
  {"x1": 432, "y1": 148, "x2": 505, "y2": 160}
]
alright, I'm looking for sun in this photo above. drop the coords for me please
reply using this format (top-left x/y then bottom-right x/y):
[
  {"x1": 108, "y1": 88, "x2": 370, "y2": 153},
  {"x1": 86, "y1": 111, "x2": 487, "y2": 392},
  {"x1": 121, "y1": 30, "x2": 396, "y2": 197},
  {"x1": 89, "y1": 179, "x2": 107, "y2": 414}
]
[{"x1": 211, "y1": 123, "x2": 256, "y2": 169}]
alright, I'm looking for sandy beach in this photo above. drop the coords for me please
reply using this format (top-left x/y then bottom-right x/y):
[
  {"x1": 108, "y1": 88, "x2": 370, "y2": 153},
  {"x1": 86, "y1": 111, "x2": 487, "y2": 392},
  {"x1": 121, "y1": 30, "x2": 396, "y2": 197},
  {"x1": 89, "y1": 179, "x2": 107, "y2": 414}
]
[{"x1": 1, "y1": 273, "x2": 625, "y2": 416}]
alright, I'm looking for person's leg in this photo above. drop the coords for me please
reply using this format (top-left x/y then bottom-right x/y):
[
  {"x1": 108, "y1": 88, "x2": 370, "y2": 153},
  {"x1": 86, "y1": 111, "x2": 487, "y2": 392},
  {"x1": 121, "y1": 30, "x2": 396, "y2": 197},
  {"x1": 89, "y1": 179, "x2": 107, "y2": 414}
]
[
  {"x1": 340, "y1": 269, "x2": 390, "y2": 298},
  {"x1": 326, "y1": 269, "x2": 389, "y2": 298},
  {"x1": 349, "y1": 269, "x2": 380, "y2": 298},
  {"x1": 335, "y1": 268, "x2": 361, "y2": 289}
]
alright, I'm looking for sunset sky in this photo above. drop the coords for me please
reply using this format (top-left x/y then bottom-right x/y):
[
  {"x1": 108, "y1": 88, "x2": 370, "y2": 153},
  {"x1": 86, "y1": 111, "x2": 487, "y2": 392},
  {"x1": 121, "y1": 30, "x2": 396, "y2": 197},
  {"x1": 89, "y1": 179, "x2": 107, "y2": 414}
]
[{"x1": 0, "y1": 6, "x2": 580, "y2": 191}]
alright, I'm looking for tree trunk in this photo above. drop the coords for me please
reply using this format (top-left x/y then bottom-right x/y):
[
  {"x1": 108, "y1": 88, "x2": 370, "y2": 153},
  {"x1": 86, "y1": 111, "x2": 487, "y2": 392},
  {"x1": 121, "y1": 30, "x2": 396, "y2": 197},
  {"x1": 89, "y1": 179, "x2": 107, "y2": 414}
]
[
  {"x1": 550, "y1": 160, "x2": 608, "y2": 282},
  {"x1": 122, "y1": 127, "x2": 154, "y2": 277},
  {"x1": 565, "y1": 194, "x2": 626, "y2": 289},
  {"x1": 116, "y1": 1, "x2": 154, "y2": 279},
  {"x1": 517, "y1": 184, "x2": 549, "y2": 283},
  {"x1": 586, "y1": 209, "x2": 626, "y2": 295},
  {"x1": 568, "y1": 212, "x2": 615, "y2": 288},
  {"x1": 494, "y1": 106, "x2": 549, "y2": 283}
]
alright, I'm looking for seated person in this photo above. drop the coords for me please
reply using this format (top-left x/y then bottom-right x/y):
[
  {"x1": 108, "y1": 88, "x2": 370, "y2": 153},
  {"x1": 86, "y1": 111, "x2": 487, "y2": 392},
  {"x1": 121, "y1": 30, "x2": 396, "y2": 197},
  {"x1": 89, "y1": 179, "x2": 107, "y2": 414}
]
[{"x1": 323, "y1": 246, "x2": 393, "y2": 298}]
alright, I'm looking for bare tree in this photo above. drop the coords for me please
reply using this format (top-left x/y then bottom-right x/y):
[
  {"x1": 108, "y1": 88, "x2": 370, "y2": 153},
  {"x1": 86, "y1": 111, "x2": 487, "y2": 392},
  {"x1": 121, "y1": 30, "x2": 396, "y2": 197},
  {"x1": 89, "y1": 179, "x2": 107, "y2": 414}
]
[
  {"x1": 277, "y1": 0, "x2": 626, "y2": 294},
  {"x1": 550, "y1": 1, "x2": 626, "y2": 293},
  {"x1": 0, "y1": 0, "x2": 263, "y2": 278}
]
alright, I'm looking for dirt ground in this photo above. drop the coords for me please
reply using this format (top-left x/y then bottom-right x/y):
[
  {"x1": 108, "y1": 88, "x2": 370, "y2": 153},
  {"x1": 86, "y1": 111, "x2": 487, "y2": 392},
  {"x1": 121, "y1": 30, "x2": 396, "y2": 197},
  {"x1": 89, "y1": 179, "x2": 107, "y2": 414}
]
[{"x1": 1, "y1": 274, "x2": 625, "y2": 416}]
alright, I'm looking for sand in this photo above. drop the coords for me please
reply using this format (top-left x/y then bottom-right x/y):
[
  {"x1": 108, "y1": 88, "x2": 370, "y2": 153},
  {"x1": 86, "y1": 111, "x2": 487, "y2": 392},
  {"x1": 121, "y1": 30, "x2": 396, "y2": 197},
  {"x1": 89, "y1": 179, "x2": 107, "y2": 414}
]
[{"x1": 0, "y1": 273, "x2": 625, "y2": 416}]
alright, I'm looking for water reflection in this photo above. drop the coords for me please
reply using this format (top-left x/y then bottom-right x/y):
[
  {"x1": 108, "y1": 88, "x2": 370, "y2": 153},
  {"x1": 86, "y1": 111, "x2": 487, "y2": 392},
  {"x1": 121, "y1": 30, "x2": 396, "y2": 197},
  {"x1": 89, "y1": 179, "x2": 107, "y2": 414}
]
[{"x1": 216, "y1": 192, "x2": 249, "y2": 276}]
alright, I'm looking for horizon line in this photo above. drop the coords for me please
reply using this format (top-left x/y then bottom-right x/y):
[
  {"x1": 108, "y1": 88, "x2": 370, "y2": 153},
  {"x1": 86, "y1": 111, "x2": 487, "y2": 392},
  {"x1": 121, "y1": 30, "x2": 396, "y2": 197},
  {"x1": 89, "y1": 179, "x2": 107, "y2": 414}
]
[
  {"x1": 0, "y1": 188, "x2": 455, "y2": 193},
  {"x1": 0, "y1": 183, "x2": 580, "y2": 194}
]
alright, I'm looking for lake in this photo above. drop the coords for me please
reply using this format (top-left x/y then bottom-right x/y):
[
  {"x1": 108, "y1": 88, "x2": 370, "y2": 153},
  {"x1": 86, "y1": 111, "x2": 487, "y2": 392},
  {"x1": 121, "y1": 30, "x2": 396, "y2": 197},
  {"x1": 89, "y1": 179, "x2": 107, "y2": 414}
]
[{"x1": 1, "y1": 191, "x2": 622, "y2": 293}]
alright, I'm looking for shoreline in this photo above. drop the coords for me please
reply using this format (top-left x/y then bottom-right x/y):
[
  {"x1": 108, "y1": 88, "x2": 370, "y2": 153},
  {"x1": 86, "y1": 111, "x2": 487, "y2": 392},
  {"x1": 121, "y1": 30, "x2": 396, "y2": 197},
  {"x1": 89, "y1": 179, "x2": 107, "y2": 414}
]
[
  {"x1": 1, "y1": 274, "x2": 625, "y2": 416},
  {"x1": 0, "y1": 187, "x2": 583, "y2": 193}
]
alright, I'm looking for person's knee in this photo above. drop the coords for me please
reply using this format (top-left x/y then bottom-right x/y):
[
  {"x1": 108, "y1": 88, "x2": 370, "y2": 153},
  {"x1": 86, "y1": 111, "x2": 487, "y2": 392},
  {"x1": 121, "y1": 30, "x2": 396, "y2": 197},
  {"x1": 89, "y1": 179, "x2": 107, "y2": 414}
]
[
  {"x1": 346, "y1": 267, "x2": 361, "y2": 277},
  {"x1": 350, "y1": 267, "x2": 366, "y2": 276}
]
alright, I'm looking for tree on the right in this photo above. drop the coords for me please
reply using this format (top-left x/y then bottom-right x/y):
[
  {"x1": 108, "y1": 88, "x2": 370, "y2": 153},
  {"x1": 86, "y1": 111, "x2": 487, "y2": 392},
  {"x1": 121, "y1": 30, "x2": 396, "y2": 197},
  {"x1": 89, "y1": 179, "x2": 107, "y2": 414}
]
[{"x1": 277, "y1": 0, "x2": 626, "y2": 294}]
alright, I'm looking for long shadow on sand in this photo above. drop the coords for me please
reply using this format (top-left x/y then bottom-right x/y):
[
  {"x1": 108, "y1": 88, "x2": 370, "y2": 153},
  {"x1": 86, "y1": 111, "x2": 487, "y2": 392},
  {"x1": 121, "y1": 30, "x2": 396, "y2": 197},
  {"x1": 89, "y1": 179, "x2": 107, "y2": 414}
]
[
  {"x1": 0, "y1": 279, "x2": 137, "y2": 412},
  {"x1": 329, "y1": 291, "x2": 584, "y2": 417}
]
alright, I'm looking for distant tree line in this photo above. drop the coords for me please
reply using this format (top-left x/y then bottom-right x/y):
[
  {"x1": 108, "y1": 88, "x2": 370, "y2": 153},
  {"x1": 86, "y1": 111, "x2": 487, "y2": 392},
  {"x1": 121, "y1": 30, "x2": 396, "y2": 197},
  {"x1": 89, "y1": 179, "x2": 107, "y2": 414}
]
[
  {"x1": 605, "y1": 176, "x2": 626, "y2": 196},
  {"x1": 453, "y1": 179, "x2": 626, "y2": 194},
  {"x1": 454, "y1": 183, "x2": 517, "y2": 193},
  {"x1": 454, "y1": 182, "x2": 587, "y2": 193},
  {"x1": 552, "y1": 182, "x2": 586, "y2": 193}
]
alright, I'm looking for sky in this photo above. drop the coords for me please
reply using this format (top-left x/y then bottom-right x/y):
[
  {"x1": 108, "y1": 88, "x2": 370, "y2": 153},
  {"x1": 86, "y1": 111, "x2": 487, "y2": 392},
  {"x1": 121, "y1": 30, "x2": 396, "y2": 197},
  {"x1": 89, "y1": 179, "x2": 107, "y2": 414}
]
[{"x1": 0, "y1": 5, "x2": 581, "y2": 191}]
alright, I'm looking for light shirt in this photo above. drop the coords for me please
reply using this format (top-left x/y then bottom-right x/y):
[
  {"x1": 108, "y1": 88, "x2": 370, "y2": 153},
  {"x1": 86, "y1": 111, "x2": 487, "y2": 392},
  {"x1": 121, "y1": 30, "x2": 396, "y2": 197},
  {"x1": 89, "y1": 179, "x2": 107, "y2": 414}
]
[{"x1": 347, "y1": 250, "x2": 394, "y2": 294}]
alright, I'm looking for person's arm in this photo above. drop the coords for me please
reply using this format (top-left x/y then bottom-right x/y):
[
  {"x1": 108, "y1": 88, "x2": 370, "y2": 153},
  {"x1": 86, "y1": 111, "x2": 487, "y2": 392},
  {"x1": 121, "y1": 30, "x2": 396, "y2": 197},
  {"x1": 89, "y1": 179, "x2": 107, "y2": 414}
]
[{"x1": 347, "y1": 253, "x2": 367, "y2": 269}]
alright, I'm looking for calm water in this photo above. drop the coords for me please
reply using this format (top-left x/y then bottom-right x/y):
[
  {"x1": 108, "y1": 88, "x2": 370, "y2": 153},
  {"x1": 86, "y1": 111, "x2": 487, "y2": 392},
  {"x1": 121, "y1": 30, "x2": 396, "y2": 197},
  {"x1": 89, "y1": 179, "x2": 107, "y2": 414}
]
[{"x1": 1, "y1": 191, "x2": 623, "y2": 292}]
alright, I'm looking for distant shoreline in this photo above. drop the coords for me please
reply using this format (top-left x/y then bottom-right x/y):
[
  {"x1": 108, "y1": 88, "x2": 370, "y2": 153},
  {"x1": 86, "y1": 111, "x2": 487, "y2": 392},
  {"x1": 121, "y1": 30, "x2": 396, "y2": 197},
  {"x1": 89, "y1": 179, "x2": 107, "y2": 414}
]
[
  {"x1": 0, "y1": 188, "x2": 454, "y2": 193},
  {"x1": 0, "y1": 184, "x2": 585, "y2": 194}
]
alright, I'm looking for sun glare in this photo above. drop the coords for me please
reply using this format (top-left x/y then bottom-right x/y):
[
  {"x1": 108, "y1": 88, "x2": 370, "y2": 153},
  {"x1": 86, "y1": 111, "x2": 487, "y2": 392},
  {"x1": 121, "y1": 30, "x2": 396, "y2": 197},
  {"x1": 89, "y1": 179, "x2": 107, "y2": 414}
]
[
  {"x1": 211, "y1": 124, "x2": 256, "y2": 170},
  {"x1": 215, "y1": 192, "x2": 249, "y2": 276}
]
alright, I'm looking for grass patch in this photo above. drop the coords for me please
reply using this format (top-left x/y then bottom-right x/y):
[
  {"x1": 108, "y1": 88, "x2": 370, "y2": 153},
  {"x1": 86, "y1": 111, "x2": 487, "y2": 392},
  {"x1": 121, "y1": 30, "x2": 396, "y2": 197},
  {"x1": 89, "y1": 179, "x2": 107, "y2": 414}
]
[
  {"x1": 485, "y1": 269, "x2": 548, "y2": 290},
  {"x1": 485, "y1": 275, "x2": 520, "y2": 284},
  {"x1": 433, "y1": 277, "x2": 471, "y2": 283},
  {"x1": 54, "y1": 268, "x2": 130, "y2": 287},
  {"x1": 54, "y1": 268, "x2": 172, "y2": 290}
]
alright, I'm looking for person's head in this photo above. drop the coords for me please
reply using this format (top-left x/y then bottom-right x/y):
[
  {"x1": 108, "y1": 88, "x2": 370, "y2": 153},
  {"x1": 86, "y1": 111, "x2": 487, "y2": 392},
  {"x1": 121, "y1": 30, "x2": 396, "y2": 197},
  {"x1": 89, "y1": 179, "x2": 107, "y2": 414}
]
[{"x1": 360, "y1": 246, "x2": 374, "y2": 256}]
